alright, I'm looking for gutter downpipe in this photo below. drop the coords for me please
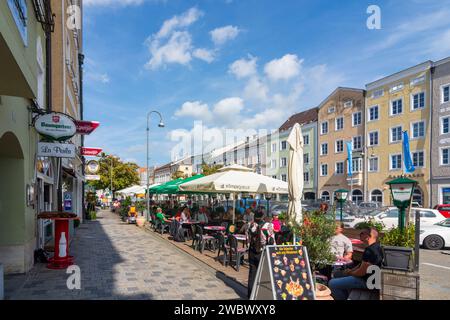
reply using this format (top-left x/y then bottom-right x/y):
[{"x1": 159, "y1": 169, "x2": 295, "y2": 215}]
[{"x1": 429, "y1": 66, "x2": 434, "y2": 207}]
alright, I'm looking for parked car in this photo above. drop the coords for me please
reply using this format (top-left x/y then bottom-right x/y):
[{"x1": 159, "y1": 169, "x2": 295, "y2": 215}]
[
  {"x1": 359, "y1": 202, "x2": 381, "y2": 210},
  {"x1": 434, "y1": 204, "x2": 450, "y2": 218},
  {"x1": 374, "y1": 207, "x2": 446, "y2": 230},
  {"x1": 270, "y1": 204, "x2": 288, "y2": 216},
  {"x1": 420, "y1": 218, "x2": 450, "y2": 250}
]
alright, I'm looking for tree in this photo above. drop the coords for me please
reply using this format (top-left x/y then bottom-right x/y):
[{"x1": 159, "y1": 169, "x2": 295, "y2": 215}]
[
  {"x1": 87, "y1": 153, "x2": 140, "y2": 194},
  {"x1": 171, "y1": 170, "x2": 187, "y2": 180},
  {"x1": 201, "y1": 162, "x2": 223, "y2": 176}
]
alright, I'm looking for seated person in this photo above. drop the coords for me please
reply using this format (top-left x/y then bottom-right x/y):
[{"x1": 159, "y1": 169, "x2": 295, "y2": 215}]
[
  {"x1": 254, "y1": 207, "x2": 266, "y2": 223},
  {"x1": 239, "y1": 208, "x2": 255, "y2": 233},
  {"x1": 156, "y1": 207, "x2": 171, "y2": 224},
  {"x1": 272, "y1": 212, "x2": 281, "y2": 232},
  {"x1": 180, "y1": 206, "x2": 191, "y2": 223},
  {"x1": 222, "y1": 208, "x2": 234, "y2": 221},
  {"x1": 196, "y1": 207, "x2": 209, "y2": 224},
  {"x1": 330, "y1": 222, "x2": 353, "y2": 262},
  {"x1": 328, "y1": 227, "x2": 383, "y2": 300}
]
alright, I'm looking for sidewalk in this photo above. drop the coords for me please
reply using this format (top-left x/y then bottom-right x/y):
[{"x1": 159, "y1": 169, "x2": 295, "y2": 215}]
[{"x1": 4, "y1": 210, "x2": 245, "y2": 300}]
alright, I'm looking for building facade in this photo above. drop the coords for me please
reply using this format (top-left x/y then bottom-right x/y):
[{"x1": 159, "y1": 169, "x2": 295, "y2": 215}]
[
  {"x1": 316, "y1": 88, "x2": 366, "y2": 204},
  {"x1": 365, "y1": 61, "x2": 432, "y2": 207},
  {"x1": 431, "y1": 57, "x2": 450, "y2": 206},
  {"x1": 0, "y1": 0, "x2": 52, "y2": 274}
]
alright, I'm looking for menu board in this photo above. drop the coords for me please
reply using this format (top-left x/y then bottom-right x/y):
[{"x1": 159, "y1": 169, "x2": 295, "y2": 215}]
[{"x1": 250, "y1": 245, "x2": 316, "y2": 300}]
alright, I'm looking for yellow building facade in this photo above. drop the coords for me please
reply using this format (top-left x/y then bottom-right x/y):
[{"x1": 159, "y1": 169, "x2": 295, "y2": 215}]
[{"x1": 365, "y1": 61, "x2": 432, "y2": 207}]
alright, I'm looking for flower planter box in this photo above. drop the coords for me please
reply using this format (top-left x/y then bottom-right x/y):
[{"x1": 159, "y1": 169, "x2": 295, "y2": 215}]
[
  {"x1": 381, "y1": 269, "x2": 420, "y2": 300},
  {"x1": 382, "y1": 246, "x2": 414, "y2": 272}
]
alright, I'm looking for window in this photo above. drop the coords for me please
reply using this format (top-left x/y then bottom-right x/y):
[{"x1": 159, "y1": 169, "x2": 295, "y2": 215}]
[
  {"x1": 272, "y1": 175, "x2": 277, "y2": 179},
  {"x1": 442, "y1": 84, "x2": 450, "y2": 103},
  {"x1": 413, "y1": 188, "x2": 423, "y2": 206},
  {"x1": 371, "y1": 190, "x2": 383, "y2": 204},
  {"x1": 328, "y1": 106, "x2": 335, "y2": 113},
  {"x1": 390, "y1": 126, "x2": 402, "y2": 143},
  {"x1": 352, "y1": 112, "x2": 362, "y2": 126},
  {"x1": 372, "y1": 89, "x2": 384, "y2": 99},
  {"x1": 7, "y1": 0, "x2": 28, "y2": 44},
  {"x1": 368, "y1": 157, "x2": 379, "y2": 172},
  {"x1": 335, "y1": 117, "x2": 344, "y2": 131},
  {"x1": 304, "y1": 172, "x2": 309, "y2": 183},
  {"x1": 412, "y1": 92, "x2": 425, "y2": 110},
  {"x1": 321, "y1": 143, "x2": 328, "y2": 156},
  {"x1": 368, "y1": 105, "x2": 379, "y2": 121},
  {"x1": 412, "y1": 121, "x2": 425, "y2": 139},
  {"x1": 335, "y1": 140, "x2": 344, "y2": 153},
  {"x1": 280, "y1": 141, "x2": 287, "y2": 150},
  {"x1": 271, "y1": 159, "x2": 277, "y2": 169},
  {"x1": 352, "y1": 189, "x2": 364, "y2": 205},
  {"x1": 410, "y1": 76, "x2": 425, "y2": 86},
  {"x1": 303, "y1": 153, "x2": 309, "y2": 164},
  {"x1": 321, "y1": 121, "x2": 329, "y2": 134},
  {"x1": 441, "y1": 148, "x2": 450, "y2": 165},
  {"x1": 280, "y1": 157, "x2": 287, "y2": 168},
  {"x1": 321, "y1": 164, "x2": 328, "y2": 176},
  {"x1": 344, "y1": 100, "x2": 353, "y2": 108},
  {"x1": 391, "y1": 98, "x2": 403, "y2": 115},
  {"x1": 352, "y1": 158, "x2": 363, "y2": 173},
  {"x1": 303, "y1": 134, "x2": 310, "y2": 145},
  {"x1": 390, "y1": 83, "x2": 404, "y2": 93},
  {"x1": 335, "y1": 162, "x2": 344, "y2": 175},
  {"x1": 281, "y1": 174, "x2": 287, "y2": 182},
  {"x1": 353, "y1": 136, "x2": 362, "y2": 150},
  {"x1": 368, "y1": 131, "x2": 379, "y2": 146},
  {"x1": 441, "y1": 116, "x2": 449, "y2": 134},
  {"x1": 390, "y1": 154, "x2": 402, "y2": 170},
  {"x1": 271, "y1": 143, "x2": 277, "y2": 153},
  {"x1": 321, "y1": 191, "x2": 330, "y2": 202},
  {"x1": 412, "y1": 151, "x2": 424, "y2": 168}
]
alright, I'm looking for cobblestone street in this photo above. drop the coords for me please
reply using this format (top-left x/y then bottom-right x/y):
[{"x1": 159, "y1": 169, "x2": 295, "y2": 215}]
[{"x1": 4, "y1": 210, "x2": 245, "y2": 300}]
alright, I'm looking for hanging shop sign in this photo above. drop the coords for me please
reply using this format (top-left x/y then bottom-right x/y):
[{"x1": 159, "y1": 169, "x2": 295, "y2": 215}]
[
  {"x1": 38, "y1": 142, "x2": 76, "y2": 158},
  {"x1": 80, "y1": 147, "x2": 102, "y2": 156},
  {"x1": 34, "y1": 112, "x2": 77, "y2": 141},
  {"x1": 75, "y1": 120, "x2": 100, "y2": 135},
  {"x1": 85, "y1": 175, "x2": 101, "y2": 181},
  {"x1": 86, "y1": 160, "x2": 100, "y2": 174}
]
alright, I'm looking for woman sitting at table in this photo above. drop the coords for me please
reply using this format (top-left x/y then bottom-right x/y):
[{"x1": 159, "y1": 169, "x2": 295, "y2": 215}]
[
  {"x1": 180, "y1": 206, "x2": 191, "y2": 223},
  {"x1": 222, "y1": 208, "x2": 234, "y2": 221},
  {"x1": 196, "y1": 207, "x2": 209, "y2": 224}
]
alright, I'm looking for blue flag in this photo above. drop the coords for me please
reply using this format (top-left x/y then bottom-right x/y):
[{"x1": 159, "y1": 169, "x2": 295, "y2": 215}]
[
  {"x1": 346, "y1": 141, "x2": 353, "y2": 177},
  {"x1": 402, "y1": 131, "x2": 415, "y2": 173}
]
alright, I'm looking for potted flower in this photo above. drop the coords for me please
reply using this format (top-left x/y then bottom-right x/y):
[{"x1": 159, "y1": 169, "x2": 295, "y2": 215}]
[{"x1": 380, "y1": 224, "x2": 415, "y2": 272}]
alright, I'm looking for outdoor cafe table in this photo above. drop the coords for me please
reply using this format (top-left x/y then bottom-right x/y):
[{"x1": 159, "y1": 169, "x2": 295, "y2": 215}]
[
  {"x1": 234, "y1": 233, "x2": 248, "y2": 247},
  {"x1": 204, "y1": 226, "x2": 226, "y2": 232}
]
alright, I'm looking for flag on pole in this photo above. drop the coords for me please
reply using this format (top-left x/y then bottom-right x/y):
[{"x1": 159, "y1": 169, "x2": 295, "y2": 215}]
[
  {"x1": 346, "y1": 141, "x2": 353, "y2": 177},
  {"x1": 402, "y1": 131, "x2": 415, "y2": 173}
]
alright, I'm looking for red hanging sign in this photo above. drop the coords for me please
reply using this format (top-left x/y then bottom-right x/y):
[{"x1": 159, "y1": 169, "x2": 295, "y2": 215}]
[
  {"x1": 80, "y1": 147, "x2": 102, "y2": 156},
  {"x1": 75, "y1": 120, "x2": 100, "y2": 135}
]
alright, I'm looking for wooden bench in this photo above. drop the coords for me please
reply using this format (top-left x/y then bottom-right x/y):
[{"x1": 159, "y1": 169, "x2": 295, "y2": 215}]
[{"x1": 348, "y1": 289, "x2": 380, "y2": 300}]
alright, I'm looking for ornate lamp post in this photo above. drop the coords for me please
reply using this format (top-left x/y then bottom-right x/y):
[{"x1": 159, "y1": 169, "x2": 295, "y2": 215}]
[
  {"x1": 386, "y1": 177, "x2": 417, "y2": 232},
  {"x1": 225, "y1": 193, "x2": 230, "y2": 211},
  {"x1": 264, "y1": 193, "x2": 272, "y2": 216},
  {"x1": 146, "y1": 111, "x2": 164, "y2": 222},
  {"x1": 335, "y1": 189, "x2": 349, "y2": 222}
]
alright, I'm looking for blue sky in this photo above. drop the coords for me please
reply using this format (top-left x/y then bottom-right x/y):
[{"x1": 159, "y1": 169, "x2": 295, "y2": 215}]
[{"x1": 83, "y1": 0, "x2": 450, "y2": 167}]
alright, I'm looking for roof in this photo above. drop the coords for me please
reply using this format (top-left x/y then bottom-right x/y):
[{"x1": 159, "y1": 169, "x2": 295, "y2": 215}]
[
  {"x1": 279, "y1": 107, "x2": 318, "y2": 132},
  {"x1": 317, "y1": 87, "x2": 365, "y2": 110}
]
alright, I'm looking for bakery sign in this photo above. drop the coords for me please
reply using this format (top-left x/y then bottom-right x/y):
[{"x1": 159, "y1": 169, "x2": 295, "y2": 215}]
[
  {"x1": 38, "y1": 142, "x2": 76, "y2": 158},
  {"x1": 86, "y1": 160, "x2": 100, "y2": 174},
  {"x1": 34, "y1": 112, "x2": 76, "y2": 141}
]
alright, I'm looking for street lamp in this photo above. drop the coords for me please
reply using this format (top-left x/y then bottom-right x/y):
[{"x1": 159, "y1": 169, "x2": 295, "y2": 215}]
[
  {"x1": 146, "y1": 110, "x2": 165, "y2": 222},
  {"x1": 335, "y1": 189, "x2": 349, "y2": 222},
  {"x1": 109, "y1": 155, "x2": 118, "y2": 205},
  {"x1": 264, "y1": 193, "x2": 272, "y2": 216},
  {"x1": 386, "y1": 176, "x2": 417, "y2": 232}
]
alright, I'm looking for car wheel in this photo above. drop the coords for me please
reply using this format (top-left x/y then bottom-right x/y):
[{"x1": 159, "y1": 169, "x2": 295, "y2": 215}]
[{"x1": 423, "y1": 235, "x2": 445, "y2": 250}]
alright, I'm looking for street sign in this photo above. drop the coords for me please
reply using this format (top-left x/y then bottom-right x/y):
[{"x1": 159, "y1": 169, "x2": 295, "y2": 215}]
[
  {"x1": 250, "y1": 245, "x2": 316, "y2": 300},
  {"x1": 37, "y1": 142, "x2": 76, "y2": 158},
  {"x1": 86, "y1": 160, "x2": 100, "y2": 174},
  {"x1": 85, "y1": 175, "x2": 100, "y2": 180},
  {"x1": 75, "y1": 120, "x2": 100, "y2": 135},
  {"x1": 34, "y1": 112, "x2": 77, "y2": 141},
  {"x1": 80, "y1": 147, "x2": 102, "y2": 156}
]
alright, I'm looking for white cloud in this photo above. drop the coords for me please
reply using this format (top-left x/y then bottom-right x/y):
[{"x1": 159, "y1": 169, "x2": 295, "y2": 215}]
[
  {"x1": 229, "y1": 55, "x2": 257, "y2": 79},
  {"x1": 155, "y1": 7, "x2": 203, "y2": 40},
  {"x1": 210, "y1": 25, "x2": 240, "y2": 46},
  {"x1": 86, "y1": 72, "x2": 110, "y2": 84},
  {"x1": 264, "y1": 54, "x2": 303, "y2": 81},
  {"x1": 145, "y1": 31, "x2": 193, "y2": 70},
  {"x1": 84, "y1": 0, "x2": 146, "y2": 6},
  {"x1": 213, "y1": 97, "x2": 244, "y2": 116},
  {"x1": 175, "y1": 101, "x2": 212, "y2": 120},
  {"x1": 193, "y1": 48, "x2": 215, "y2": 63},
  {"x1": 243, "y1": 77, "x2": 269, "y2": 102}
]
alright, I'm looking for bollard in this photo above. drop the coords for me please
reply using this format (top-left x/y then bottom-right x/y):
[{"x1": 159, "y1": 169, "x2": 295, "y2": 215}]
[{"x1": 0, "y1": 263, "x2": 4, "y2": 300}]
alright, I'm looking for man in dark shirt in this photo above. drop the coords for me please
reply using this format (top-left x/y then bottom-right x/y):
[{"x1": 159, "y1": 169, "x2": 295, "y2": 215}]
[{"x1": 328, "y1": 227, "x2": 383, "y2": 300}]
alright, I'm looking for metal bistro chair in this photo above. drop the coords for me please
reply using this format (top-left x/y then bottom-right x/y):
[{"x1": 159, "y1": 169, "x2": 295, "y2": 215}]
[
  {"x1": 216, "y1": 232, "x2": 229, "y2": 266},
  {"x1": 191, "y1": 224, "x2": 201, "y2": 251},
  {"x1": 228, "y1": 234, "x2": 248, "y2": 272}
]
